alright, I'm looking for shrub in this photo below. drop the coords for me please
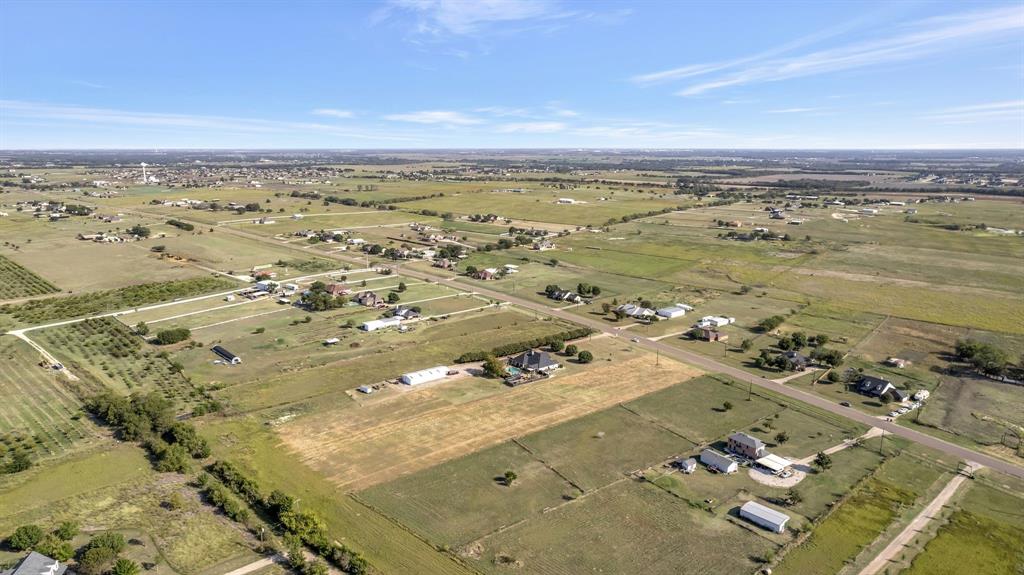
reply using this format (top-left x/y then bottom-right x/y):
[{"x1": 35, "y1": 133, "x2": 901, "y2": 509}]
[
  {"x1": 154, "y1": 328, "x2": 191, "y2": 345},
  {"x1": 7, "y1": 524, "x2": 44, "y2": 551},
  {"x1": 577, "y1": 350, "x2": 594, "y2": 363}
]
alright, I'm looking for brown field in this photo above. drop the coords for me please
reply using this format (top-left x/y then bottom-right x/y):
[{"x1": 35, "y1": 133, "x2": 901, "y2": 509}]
[{"x1": 278, "y1": 350, "x2": 701, "y2": 491}]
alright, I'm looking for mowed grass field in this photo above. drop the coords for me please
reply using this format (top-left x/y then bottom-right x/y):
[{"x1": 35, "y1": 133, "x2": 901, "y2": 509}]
[{"x1": 0, "y1": 336, "x2": 99, "y2": 463}]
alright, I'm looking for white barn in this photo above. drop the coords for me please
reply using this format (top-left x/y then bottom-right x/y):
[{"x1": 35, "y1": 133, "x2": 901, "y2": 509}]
[
  {"x1": 656, "y1": 304, "x2": 691, "y2": 319},
  {"x1": 361, "y1": 317, "x2": 402, "y2": 332},
  {"x1": 400, "y1": 366, "x2": 449, "y2": 386},
  {"x1": 700, "y1": 449, "x2": 738, "y2": 474},
  {"x1": 740, "y1": 501, "x2": 790, "y2": 533}
]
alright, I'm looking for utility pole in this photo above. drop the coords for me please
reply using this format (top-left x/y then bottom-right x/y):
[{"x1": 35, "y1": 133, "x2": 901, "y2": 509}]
[
  {"x1": 878, "y1": 430, "x2": 885, "y2": 455},
  {"x1": 747, "y1": 380, "x2": 752, "y2": 401}
]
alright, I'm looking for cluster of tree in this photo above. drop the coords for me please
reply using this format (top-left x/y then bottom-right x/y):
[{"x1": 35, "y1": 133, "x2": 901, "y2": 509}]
[
  {"x1": 64, "y1": 204, "x2": 94, "y2": 216},
  {"x1": 434, "y1": 244, "x2": 463, "y2": 259},
  {"x1": 507, "y1": 226, "x2": 546, "y2": 237},
  {"x1": 166, "y1": 219, "x2": 195, "y2": 231},
  {"x1": 127, "y1": 224, "x2": 151, "y2": 238},
  {"x1": 602, "y1": 206, "x2": 687, "y2": 227},
  {"x1": 198, "y1": 474, "x2": 250, "y2": 523},
  {"x1": 153, "y1": 327, "x2": 191, "y2": 345},
  {"x1": 469, "y1": 213, "x2": 501, "y2": 223},
  {"x1": 301, "y1": 281, "x2": 348, "y2": 311},
  {"x1": 2, "y1": 450, "x2": 32, "y2": 475},
  {"x1": 205, "y1": 460, "x2": 369, "y2": 574},
  {"x1": 455, "y1": 327, "x2": 594, "y2": 363},
  {"x1": 6, "y1": 524, "x2": 138, "y2": 575},
  {"x1": 810, "y1": 347, "x2": 844, "y2": 367},
  {"x1": 86, "y1": 391, "x2": 209, "y2": 474},
  {"x1": 575, "y1": 283, "x2": 601, "y2": 296},
  {"x1": 757, "y1": 315, "x2": 786, "y2": 332},
  {"x1": 6, "y1": 521, "x2": 78, "y2": 561},
  {"x1": 955, "y1": 339, "x2": 1017, "y2": 378}
]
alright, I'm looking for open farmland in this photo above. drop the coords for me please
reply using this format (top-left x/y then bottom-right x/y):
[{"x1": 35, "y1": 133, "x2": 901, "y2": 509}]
[
  {"x1": 279, "y1": 343, "x2": 701, "y2": 491},
  {"x1": 0, "y1": 254, "x2": 59, "y2": 300}
]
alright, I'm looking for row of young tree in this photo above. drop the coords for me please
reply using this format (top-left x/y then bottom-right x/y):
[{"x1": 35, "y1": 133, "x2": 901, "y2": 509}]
[
  {"x1": 455, "y1": 327, "x2": 594, "y2": 363},
  {"x1": 204, "y1": 460, "x2": 369, "y2": 574}
]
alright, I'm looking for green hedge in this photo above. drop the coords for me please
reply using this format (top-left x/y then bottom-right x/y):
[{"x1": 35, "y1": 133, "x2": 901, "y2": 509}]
[{"x1": 455, "y1": 327, "x2": 593, "y2": 363}]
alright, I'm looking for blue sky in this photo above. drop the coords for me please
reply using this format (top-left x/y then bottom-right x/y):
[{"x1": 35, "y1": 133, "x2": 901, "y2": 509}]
[{"x1": 1, "y1": 0, "x2": 1022, "y2": 149}]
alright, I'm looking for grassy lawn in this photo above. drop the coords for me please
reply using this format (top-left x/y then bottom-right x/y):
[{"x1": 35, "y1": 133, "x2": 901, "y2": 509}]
[{"x1": 357, "y1": 441, "x2": 575, "y2": 547}]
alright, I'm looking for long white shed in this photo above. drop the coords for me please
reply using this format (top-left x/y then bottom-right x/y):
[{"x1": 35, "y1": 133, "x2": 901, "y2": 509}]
[
  {"x1": 400, "y1": 366, "x2": 449, "y2": 386},
  {"x1": 740, "y1": 500, "x2": 791, "y2": 533}
]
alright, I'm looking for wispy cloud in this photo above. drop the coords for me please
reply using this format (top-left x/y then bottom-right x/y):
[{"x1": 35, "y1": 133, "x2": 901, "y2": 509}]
[
  {"x1": 496, "y1": 121, "x2": 566, "y2": 133},
  {"x1": 0, "y1": 100, "x2": 414, "y2": 141},
  {"x1": 70, "y1": 80, "x2": 107, "y2": 89},
  {"x1": 381, "y1": 0, "x2": 571, "y2": 36},
  {"x1": 636, "y1": 5, "x2": 1024, "y2": 96},
  {"x1": 312, "y1": 108, "x2": 355, "y2": 119},
  {"x1": 921, "y1": 100, "x2": 1024, "y2": 124},
  {"x1": 474, "y1": 105, "x2": 532, "y2": 117},
  {"x1": 383, "y1": 109, "x2": 483, "y2": 124},
  {"x1": 765, "y1": 107, "x2": 828, "y2": 114}
]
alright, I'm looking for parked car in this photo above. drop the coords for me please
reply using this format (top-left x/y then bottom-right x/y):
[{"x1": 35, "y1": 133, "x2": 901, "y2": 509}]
[{"x1": 839, "y1": 401, "x2": 851, "y2": 407}]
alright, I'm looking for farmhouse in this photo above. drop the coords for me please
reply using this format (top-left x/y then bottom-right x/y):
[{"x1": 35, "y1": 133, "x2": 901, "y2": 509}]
[
  {"x1": 550, "y1": 290, "x2": 584, "y2": 304},
  {"x1": 739, "y1": 501, "x2": 790, "y2": 533},
  {"x1": 532, "y1": 239, "x2": 556, "y2": 251},
  {"x1": 656, "y1": 304, "x2": 692, "y2": 319},
  {"x1": 727, "y1": 432, "x2": 766, "y2": 459},
  {"x1": 392, "y1": 306, "x2": 421, "y2": 319},
  {"x1": 212, "y1": 346, "x2": 241, "y2": 365},
  {"x1": 354, "y1": 291, "x2": 385, "y2": 307},
  {"x1": 325, "y1": 283, "x2": 351, "y2": 296},
  {"x1": 856, "y1": 375, "x2": 908, "y2": 402},
  {"x1": 694, "y1": 326, "x2": 728, "y2": 342},
  {"x1": 361, "y1": 317, "x2": 403, "y2": 332},
  {"x1": 676, "y1": 457, "x2": 697, "y2": 474},
  {"x1": 475, "y1": 268, "x2": 500, "y2": 280},
  {"x1": 400, "y1": 366, "x2": 449, "y2": 386},
  {"x1": 2, "y1": 551, "x2": 67, "y2": 575},
  {"x1": 700, "y1": 449, "x2": 738, "y2": 474},
  {"x1": 508, "y1": 349, "x2": 560, "y2": 373}
]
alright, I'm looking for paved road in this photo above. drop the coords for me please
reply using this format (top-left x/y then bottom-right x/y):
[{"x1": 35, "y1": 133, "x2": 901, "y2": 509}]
[
  {"x1": 857, "y1": 464, "x2": 977, "y2": 575},
  {"x1": 135, "y1": 207, "x2": 1024, "y2": 480}
]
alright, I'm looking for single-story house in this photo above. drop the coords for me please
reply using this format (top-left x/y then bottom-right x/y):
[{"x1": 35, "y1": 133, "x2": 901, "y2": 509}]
[
  {"x1": 696, "y1": 315, "x2": 735, "y2": 328},
  {"x1": 856, "y1": 375, "x2": 908, "y2": 402},
  {"x1": 783, "y1": 351, "x2": 810, "y2": 371},
  {"x1": 356, "y1": 385, "x2": 374, "y2": 394},
  {"x1": 361, "y1": 317, "x2": 403, "y2": 332},
  {"x1": 325, "y1": 283, "x2": 350, "y2": 296},
  {"x1": 728, "y1": 432, "x2": 766, "y2": 459},
  {"x1": 616, "y1": 303, "x2": 656, "y2": 319},
  {"x1": 755, "y1": 454, "x2": 794, "y2": 476},
  {"x1": 508, "y1": 350, "x2": 560, "y2": 373},
  {"x1": 254, "y1": 280, "x2": 278, "y2": 292},
  {"x1": 347, "y1": 238, "x2": 366, "y2": 245},
  {"x1": 212, "y1": 346, "x2": 241, "y2": 365},
  {"x1": 2, "y1": 551, "x2": 67, "y2": 575},
  {"x1": 700, "y1": 449, "x2": 738, "y2": 474},
  {"x1": 551, "y1": 290, "x2": 583, "y2": 304},
  {"x1": 740, "y1": 501, "x2": 790, "y2": 533},
  {"x1": 392, "y1": 306, "x2": 421, "y2": 319},
  {"x1": 400, "y1": 366, "x2": 449, "y2": 386},
  {"x1": 475, "y1": 268, "x2": 500, "y2": 280},
  {"x1": 532, "y1": 239, "x2": 556, "y2": 251},
  {"x1": 656, "y1": 304, "x2": 692, "y2": 319}
]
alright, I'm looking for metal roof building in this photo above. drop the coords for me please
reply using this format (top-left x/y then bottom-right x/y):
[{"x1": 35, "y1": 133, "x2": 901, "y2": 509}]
[
  {"x1": 700, "y1": 449, "x2": 738, "y2": 474},
  {"x1": 740, "y1": 500, "x2": 791, "y2": 533},
  {"x1": 1, "y1": 552, "x2": 67, "y2": 575},
  {"x1": 361, "y1": 317, "x2": 403, "y2": 332},
  {"x1": 755, "y1": 454, "x2": 795, "y2": 475},
  {"x1": 212, "y1": 345, "x2": 241, "y2": 365},
  {"x1": 400, "y1": 366, "x2": 449, "y2": 386}
]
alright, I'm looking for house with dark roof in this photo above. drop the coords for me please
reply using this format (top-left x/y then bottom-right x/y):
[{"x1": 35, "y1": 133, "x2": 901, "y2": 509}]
[
  {"x1": 1, "y1": 552, "x2": 67, "y2": 575},
  {"x1": 354, "y1": 291, "x2": 385, "y2": 307},
  {"x1": 856, "y1": 375, "x2": 908, "y2": 402},
  {"x1": 783, "y1": 351, "x2": 810, "y2": 371},
  {"x1": 508, "y1": 350, "x2": 560, "y2": 373}
]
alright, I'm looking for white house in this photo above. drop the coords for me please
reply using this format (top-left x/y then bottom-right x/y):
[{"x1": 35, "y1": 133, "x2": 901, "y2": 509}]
[
  {"x1": 700, "y1": 449, "x2": 737, "y2": 474},
  {"x1": 697, "y1": 316, "x2": 735, "y2": 328},
  {"x1": 361, "y1": 317, "x2": 403, "y2": 332},
  {"x1": 347, "y1": 238, "x2": 366, "y2": 245},
  {"x1": 323, "y1": 337, "x2": 340, "y2": 345},
  {"x1": 740, "y1": 501, "x2": 790, "y2": 533},
  {"x1": 557, "y1": 198, "x2": 577, "y2": 205},
  {"x1": 255, "y1": 280, "x2": 278, "y2": 292},
  {"x1": 400, "y1": 366, "x2": 449, "y2": 386}
]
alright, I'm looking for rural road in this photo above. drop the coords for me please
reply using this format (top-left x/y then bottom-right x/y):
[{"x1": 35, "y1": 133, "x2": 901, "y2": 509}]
[
  {"x1": 857, "y1": 464, "x2": 978, "y2": 575},
  {"x1": 132, "y1": 208, "x2": 1024, "y2": 481},
  {"x1": 221, "y1": 556, "x2": 279, "y2": 575}
]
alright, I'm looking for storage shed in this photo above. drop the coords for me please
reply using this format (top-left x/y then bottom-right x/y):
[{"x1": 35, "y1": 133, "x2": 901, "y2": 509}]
[
  {"x1": 740, "y1": 501, "x2": 790, "y2": 533},
  {"x1": 700, "y1": 449, "x2": 738, "y2": 474},
  {"x1": 400, "y1": 366, "x2": 449, "y2": 386},
  {"x1": 212, "y1": 346, "x2": 241, "y2": 365},
  {"x1": 361, "y1": 317, "x2": 403, "y2": 332}
]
